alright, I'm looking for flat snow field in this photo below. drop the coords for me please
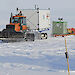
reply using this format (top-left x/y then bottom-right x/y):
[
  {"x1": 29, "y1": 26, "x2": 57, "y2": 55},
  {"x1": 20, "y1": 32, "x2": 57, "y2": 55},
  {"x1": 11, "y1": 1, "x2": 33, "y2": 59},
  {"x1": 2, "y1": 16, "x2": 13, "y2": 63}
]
[{"x1": 0, "y1": 36, "x2": 75, "y2": 75}]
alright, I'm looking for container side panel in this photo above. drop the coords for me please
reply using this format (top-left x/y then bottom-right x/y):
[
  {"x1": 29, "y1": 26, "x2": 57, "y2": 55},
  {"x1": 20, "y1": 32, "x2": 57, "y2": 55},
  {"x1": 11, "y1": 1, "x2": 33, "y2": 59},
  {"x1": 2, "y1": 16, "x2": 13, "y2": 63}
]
[
  {"x1": 39, "y1": 10, "x2": 50, "y2": 31},
  {"x1": 19, "y1": 9, "x2": 38, "y2": 30},
  {"x1": 63, "y1": 22, "x2": 67, "y2": 34}
]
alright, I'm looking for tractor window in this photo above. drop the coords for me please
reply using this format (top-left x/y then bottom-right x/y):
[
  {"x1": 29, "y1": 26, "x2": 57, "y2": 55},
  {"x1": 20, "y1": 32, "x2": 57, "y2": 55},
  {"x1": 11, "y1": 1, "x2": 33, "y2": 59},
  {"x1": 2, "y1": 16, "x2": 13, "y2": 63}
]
[
  {"x1": 11, "y1": 17, "x2": 26, "y2": 25},
  {"x1": 19, "y1": 17, "x2": 26, "y2": 25},
  {"x1": 23, "y1": 17, "x2": 26, "y2": 25},
  {"x1": 12, "y1": 17, "x2": 19, "y2": 23},
  {"x1": 15, "y1": 17, "x2": 19, "y2": 23}
]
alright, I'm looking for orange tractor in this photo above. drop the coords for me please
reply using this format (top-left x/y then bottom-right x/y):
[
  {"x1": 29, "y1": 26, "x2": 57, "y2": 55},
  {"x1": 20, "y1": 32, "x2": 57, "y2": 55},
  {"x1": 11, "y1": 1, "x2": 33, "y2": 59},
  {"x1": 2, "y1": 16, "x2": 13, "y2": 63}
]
[{"x1": 0, "y1": 11, "x2": 28, "y2": 41}]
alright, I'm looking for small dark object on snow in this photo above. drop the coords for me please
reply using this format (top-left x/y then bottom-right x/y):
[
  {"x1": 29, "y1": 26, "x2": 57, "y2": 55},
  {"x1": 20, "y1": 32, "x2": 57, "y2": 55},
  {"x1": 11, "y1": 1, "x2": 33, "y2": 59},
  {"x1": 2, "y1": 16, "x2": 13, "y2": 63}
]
[{"x1": 65, "y1": 52, "x2": 69, "y2": 59}]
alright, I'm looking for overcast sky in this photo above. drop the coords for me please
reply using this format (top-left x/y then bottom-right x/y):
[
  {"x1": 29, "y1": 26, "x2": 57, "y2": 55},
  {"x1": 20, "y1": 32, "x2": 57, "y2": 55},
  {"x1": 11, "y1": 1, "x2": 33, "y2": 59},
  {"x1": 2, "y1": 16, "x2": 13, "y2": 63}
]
[{"x1": 0, "y1": 0, "x2": 75, "y2": 28}]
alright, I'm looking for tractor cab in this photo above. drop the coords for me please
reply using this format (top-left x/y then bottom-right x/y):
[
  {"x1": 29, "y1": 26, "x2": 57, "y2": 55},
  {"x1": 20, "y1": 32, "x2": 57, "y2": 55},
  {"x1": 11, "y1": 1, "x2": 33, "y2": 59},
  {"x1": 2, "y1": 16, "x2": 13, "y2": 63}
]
[
  {"x1": 11, "y1": 15, "x2": 26, "y2": 25},
  {"x1": 6, "y1": 11, "x2": 27, "y2": 32}
]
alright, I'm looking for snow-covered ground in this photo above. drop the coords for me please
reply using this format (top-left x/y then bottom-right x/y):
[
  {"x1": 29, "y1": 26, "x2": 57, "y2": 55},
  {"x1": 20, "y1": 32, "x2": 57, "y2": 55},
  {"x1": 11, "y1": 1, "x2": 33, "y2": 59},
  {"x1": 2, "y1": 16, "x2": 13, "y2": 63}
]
[{"x1": 0, "y1": 36, "x2": 75, "y2": 75}]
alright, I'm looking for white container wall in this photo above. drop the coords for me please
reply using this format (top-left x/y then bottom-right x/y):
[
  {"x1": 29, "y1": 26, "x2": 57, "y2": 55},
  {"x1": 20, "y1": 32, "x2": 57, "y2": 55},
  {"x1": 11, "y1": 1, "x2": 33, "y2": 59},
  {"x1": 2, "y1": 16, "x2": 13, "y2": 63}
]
[
  {"x1": 18, "y1": 9, "x2": 38, "y2": 30},
  {"x1": 39, "y1": 10, "x2": 50, "y2": 31}
]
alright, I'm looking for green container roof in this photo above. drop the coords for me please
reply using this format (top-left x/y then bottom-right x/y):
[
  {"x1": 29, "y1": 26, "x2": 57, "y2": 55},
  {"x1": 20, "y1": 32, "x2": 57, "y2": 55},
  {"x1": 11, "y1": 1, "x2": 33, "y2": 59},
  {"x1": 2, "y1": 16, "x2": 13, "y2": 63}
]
[{"x1": 53, "y1": 21, "x2": 67, "y2": 23}]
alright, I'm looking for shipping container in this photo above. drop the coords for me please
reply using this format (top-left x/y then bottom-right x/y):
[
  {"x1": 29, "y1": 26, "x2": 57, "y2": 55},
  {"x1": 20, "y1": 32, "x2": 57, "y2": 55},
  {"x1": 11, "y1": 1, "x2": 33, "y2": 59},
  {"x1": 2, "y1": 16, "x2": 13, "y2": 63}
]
[
  {"x1": 52, "y1": 21, "x2": 67, "y2": 35},
  {"x1": 18, "y1": 9, "x2": 50, "y2": 31}
]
